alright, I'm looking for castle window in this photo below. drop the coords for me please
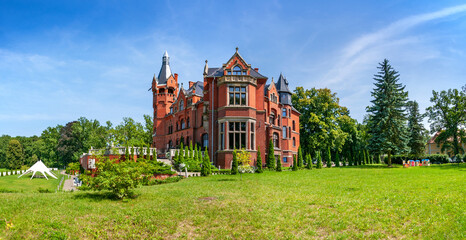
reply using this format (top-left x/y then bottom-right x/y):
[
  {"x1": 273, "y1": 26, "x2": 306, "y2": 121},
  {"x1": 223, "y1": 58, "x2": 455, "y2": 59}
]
[
  {"x1": 250, "y1": 122, "x2": 255, "y2": 150},
  {"x1": 187, "y1": 118, "x2": 190, "y2": 128},
  {"x1": 282, "y1": 126, "x2": 287, "y2": 138},
  {"x1": 228, "y1": 86, "x2": 247, "y2": 106},
  {"x1": 233, "y1": 66, "x2": 242, "y2": 75},
  {"x1": 179, "y1": 100, "x2": 184, "y2": 111},
  {"x1": 228, "y1": 121, "x2": 247, "y2": 149},
  {"x1": 292, "y1": 120, "x2": 295, "y2": 131},
  {"x1": 293, "y1": 137, "x2": 296, "y2": 147},
  {"x1": 219, "y1": 123, "x2": 225, "y2": 150},
  {"x1": 282, "y1": 108, "x2": 287, "y2": 117},
  {"x1": 202, "y1": 134, "x2": 209, "y2": 149},
  {"x1": 269, "y1": 114, "x2": 275, "y2": 125},
  {"x1": 176, "y1": 122, "x2": 178, "y2": 131},
  {"x1": 289, "y1": 127, "x2": 291, "y2": 138},
  {"x1": 273, "y1": 133, "x2": 279, "y2": 149},
  {"x1": 181, "y1": 120, "x2": 185, "y2": 129}
]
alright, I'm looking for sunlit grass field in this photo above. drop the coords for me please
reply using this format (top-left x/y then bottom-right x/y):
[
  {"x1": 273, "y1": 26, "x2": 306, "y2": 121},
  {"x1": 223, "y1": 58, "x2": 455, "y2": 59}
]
[
  {"x1": 0, "y1": 170, "x2": 61, "y2": 193},
  {"x1": 1, "y1": 164, "x2": 465, "y2": 239}
]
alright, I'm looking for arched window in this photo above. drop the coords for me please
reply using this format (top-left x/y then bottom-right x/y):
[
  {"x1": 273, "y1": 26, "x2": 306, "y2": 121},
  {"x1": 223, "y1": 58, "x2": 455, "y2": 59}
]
[
  {"x1": 233, "y1": 66, "x2": 242, "y2": 75},
  {"x1": 181, "y1": 119, "x2": 185, "y2": 129},
  {"x1": 202, "y1": 134, "x2": 209, "y2": 149},
  {"x1": 269, "y1": 114, "x2": 275, "y2": 125},
  {"x1": 273, "y1": 132, "x2": 279, "y2": 149}
]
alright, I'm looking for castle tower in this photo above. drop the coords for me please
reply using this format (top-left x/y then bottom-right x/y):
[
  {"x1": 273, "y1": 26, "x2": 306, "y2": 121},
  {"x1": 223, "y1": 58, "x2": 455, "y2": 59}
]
[{"x1": 152, "y1": 51, "x2": 178, "y2": 148}]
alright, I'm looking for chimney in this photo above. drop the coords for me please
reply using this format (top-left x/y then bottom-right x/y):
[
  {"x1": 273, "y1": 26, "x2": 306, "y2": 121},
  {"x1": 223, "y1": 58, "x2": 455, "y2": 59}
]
[
  {"x1": 189, "y1": 81, "x2": 194, "y2": 88},
  {"x1": 174, "y1": 73, "x2": 178, "y2": 81},
  {"x1": 254, "y1": 68, "x2": 259, "y2": 72}
]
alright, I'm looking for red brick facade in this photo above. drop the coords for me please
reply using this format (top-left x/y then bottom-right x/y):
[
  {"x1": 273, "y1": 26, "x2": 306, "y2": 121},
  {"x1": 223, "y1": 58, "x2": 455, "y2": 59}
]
[{"x1": 152, "y1": 49, "x2": 300, "y2": 169}]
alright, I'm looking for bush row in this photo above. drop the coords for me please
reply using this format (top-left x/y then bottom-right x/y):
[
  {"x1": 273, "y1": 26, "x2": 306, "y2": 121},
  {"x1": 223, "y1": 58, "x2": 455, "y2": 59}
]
[{"x1": 384, "y1": 154, "x2": 450, "y2": 164}]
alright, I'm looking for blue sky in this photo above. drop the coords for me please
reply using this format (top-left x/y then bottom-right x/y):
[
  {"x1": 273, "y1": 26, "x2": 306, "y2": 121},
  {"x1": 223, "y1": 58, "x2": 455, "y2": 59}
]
[{"x1": 1, "y1": 0, "x2": 465, "y2": 137}]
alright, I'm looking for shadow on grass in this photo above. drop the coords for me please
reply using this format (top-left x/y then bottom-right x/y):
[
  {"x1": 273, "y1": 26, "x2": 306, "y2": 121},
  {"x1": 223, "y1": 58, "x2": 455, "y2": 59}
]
[
  {"x1": 431, "y1": 163, "x2": 466, "y2": 171},
  {"x1": 216, "y1": 178, "x2": 238, "y2": 182},
  {"x1": 72, "y1": 191, "x2": 139, "y2": 202},
  {"x1": 344, "y1": 164, "x2": 402, "y2": 169}
]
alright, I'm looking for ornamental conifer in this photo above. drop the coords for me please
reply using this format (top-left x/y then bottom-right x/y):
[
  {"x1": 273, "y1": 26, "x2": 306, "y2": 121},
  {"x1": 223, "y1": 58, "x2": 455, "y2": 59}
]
[
  {"x1": 276, "y1": 156, "x2": 282, "y2": 172},
  {"x1": 189, "y1": 141, "x2": 193, "y2": 161},
  {"x1": 292, "y1": 155, "x2": 298, "y2": 171},
  {"x1": 306, "y1": 153, "x2": 312, "y2": 169},
  {"x1": 256, "y1": 146, "x2": 263, "y2": 173},
  {"x1": 231, "y1": 149, "x2": 238, "y2": 175},
  {"x1": 266, "y1": 139, "x2": 275, "y2": 169},
  {"x1": 298, "y1": 146, "x2": 303, "y2": 168},
  {"x1": 335, "y1": 151, "x2": 340, "y2": 167},
  {"x1": 201, "y1": 147, "x2": 211, "y2": 176},
  {"x1": 316, "y1": 151, "x2": 323, "y2": 169}
]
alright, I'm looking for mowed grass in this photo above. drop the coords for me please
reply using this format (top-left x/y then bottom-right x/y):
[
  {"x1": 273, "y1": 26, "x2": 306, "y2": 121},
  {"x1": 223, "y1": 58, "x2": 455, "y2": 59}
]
[
  {"x1": 0, "y1": 171, "x2": 62, "y2": 193},
  {"x1": 1, "y1": 164, "x2": 465, "y2": 239}
]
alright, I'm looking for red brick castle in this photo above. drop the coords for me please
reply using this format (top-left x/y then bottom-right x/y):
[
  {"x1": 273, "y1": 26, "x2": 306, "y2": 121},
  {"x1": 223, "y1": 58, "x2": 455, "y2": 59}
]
[{"x1": 152, "y1": 49, "x2": 300, "y2": 169}]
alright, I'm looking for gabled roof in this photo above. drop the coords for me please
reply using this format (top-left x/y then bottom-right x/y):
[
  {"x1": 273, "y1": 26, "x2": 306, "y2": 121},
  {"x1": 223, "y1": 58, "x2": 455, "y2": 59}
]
[
  {"x1": 156, "y1": 51, "x2": 173, "y2": 85},
  {"x1": 276, "y1": 73, "x2": 292, "y2": 94}
]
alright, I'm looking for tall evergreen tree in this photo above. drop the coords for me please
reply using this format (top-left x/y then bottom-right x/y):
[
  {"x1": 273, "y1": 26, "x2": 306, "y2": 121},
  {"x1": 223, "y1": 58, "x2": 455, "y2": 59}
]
[
  {"x1": 316, "y1": 151, "x2": 323, "y2": 169},
  {"x1": 406, "y1": 101, "x2": 426, "y2": 158},
  {"x1": 276, "y1": 156, "x2": 282, "y2": 172},
  {"x1": 184, "y1": 146, "x2": 188, "y2": 163},
  {"x1": 266, "y1": 139, "x2": 275, "y2": 169},
  {"x1": 292, "y1": 155, "x2": 298, "y2": 171},
  {"x1": 306, "y1": 153, "x2": 313, "y2": 169},
  {"x1": 335, "y1": 151, "x2": 340, "y2": 167},
  {"x1": 231, "y1": 149, "x2": 238, "y2": 175},
  {"x1": 297, "y1": 146, "x2": 303, "y2": 168},
  {"x1": 201, "y1": 147, "x2": 211, "y2": 176},
  {"x1": 327, "y1": 146, "x2": 332, "y2": 168},
  {"x1": 367, "y1": 59, "x2": 409, "y2": 166},
  {"x1": 256, "y1": 146, "x2": 263, "y2": 173},
  {"x1": 363, "y1": 149, "x2": 367, "y2": 165},
  {"x1": 189, "y1": 141, "x2": 193, "y2": 161}
]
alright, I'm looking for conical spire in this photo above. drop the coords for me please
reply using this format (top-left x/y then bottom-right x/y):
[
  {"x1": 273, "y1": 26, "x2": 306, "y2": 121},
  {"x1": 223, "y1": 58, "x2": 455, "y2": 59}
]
[{"x1": 157, "y1": 51, "x2": 173, "y2": 84}]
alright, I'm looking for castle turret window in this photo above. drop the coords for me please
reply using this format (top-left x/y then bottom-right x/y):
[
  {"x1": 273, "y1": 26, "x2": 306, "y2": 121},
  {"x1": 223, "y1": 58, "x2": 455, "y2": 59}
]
[
  {"x1": 228, "y1": 121, "x2": 247, "y2": 149},
  {"x1": 228, "y1": 86, "x2": 247, "y2": 106}
]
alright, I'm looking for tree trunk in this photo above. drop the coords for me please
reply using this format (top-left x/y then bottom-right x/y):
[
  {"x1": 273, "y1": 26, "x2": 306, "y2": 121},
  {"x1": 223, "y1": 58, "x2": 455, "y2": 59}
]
[{"x1": 387, "y1": 151, "x2": 392, "y2": 167}]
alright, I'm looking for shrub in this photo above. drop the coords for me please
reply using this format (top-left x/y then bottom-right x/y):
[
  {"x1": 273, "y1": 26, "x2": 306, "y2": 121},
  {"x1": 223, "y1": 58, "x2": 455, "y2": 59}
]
[
  {"x1": 305, "y1": 153, "x2": 312, "y2": 169},
  {"x1": 298, "y1": 146, "x2": 303, "y2": 168},
  {"x1": 266, "y1": 139, "x2": 275, "y2": 169},
  {"x1": 316, "y1": 151, "x2": 323, "y2": 169},
  {"x1": 276, "y1": 156, "x2": 282, "y2": 172},
  {"x1": 37, "y1": 187, "x2": 52, "y2": 193},
  {"x1": 201, "y1": 148, "x2": 211, "y2": 176},
  {"x1": 256, "y1": 146, "x2": 263, "y2": 173},
  {"x1": 231, "y1": 149, "x2": 238, "y2": 175},
  {"x1": 144, "y1": 176, "x2": 183, "y2": 186},
  {"x1": 237, "y1": 149, "x2": 254, "y2": 173},
  {"x1": 292, "y1": 155, "x2": 298, "y2": 171}
]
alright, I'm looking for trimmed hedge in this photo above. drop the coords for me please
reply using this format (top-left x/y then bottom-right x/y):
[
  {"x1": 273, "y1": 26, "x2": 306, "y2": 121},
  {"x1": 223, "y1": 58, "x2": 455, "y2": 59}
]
[{"x1": 384, "y1": 154, "x2": 449, "y2": 164}]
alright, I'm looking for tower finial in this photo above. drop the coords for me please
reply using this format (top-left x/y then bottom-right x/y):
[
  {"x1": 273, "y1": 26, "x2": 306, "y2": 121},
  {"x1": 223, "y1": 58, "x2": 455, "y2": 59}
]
[
  {"x1": 203, "y1": 60, "x2": 208, "y2": 76},
  {"x1": 235, "y1": 47, "x2": 238, "y2": 53}
]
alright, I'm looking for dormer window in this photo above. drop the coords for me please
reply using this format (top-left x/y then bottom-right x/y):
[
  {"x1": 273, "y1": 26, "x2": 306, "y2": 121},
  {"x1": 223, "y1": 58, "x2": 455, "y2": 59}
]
[
  {"x1": 233, "y1": 66, "x2": 242, "y2": 75},
  {"x1": 179, "y1": 100, "x2": 184, "y2": 111}
]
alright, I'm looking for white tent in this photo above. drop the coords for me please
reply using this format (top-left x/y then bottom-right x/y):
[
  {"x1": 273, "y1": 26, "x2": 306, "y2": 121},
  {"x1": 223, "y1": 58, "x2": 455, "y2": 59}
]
[{"x1": 18, "y1": 160, "x2": 58, "y2": 180}]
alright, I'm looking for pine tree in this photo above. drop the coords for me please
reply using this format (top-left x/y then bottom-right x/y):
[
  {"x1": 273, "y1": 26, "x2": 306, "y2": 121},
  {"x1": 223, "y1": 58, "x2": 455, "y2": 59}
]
[
  {"x1": 179, "y1": 142, "x2": 185, "y2": 166},
  {"x1": 367, "y1": 59, "x2": 409, "y2": 166},
  {"x1": 173, "y1": 148, "x2": 179, "y2": 165},
  {"x1": 292, "y1": 155, "x2": 298, "y2": 171},
  {"x1": 406, "y1": 101, "x2": 426, "y2": 159},
  {"x1": 266, "y1": 139, "x2": 275, "y2": 169},
  {"x1": 305, "y1": 153, "x2": 313, "y2": 169},
  {"x1": 316, "y1": 151, "x2": 323, "y2": 169},
  {"x1": 327, "y1": 147, "x2": 332, "y2": 168},
  {"x1": 231, "y1": 149, "x2": 238, "y2": 175},
  {"x1": 256, "y1": 146, "x2": 263, "y2": 173},
  {"x1": 335, "y1": 151, "x2": 340, "y2": 167},
  {"x1": 184, "y1": 146, "x2": 188, "y2": 164},
  {"x1": 297, "y1": 146, "x2": 303, "y2": 168},
  {"x1": 189, "y1": 141, "x2": 193, "y2": 161},
  {"x1": 276, "y1": 156, "x2": 282, "y2": 172}
]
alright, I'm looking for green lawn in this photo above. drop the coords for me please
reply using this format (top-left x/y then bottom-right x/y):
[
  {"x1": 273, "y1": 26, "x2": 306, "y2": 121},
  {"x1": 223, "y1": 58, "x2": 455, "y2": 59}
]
[
  {"x1": 0, "y1": 171, "x2": 62, "y2": 193},
  {"x1": 1, "y1": 164, "x2": 465, "y2": 239}
]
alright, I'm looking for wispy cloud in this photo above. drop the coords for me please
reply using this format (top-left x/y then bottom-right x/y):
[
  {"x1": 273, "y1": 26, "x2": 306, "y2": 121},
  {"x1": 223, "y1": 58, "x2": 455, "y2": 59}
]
[{"x1": 324, "y1": 4, "x2": 466, "y2": 87}]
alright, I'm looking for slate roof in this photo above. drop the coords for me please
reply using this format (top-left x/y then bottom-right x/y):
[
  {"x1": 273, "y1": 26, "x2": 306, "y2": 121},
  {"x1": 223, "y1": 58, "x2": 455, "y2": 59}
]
[
  {"x1": 187, "y1": 81, "x2": 204, "y2": 97},
  {"x1": 206, "y1": 67, "x2": 267, "y2": 78},
  {"x1": 157, "y1": 51, "x2": 173, "y2": 85},
  {"x1": 276, "y1": 73, "x2": 292, "y2": 94}
]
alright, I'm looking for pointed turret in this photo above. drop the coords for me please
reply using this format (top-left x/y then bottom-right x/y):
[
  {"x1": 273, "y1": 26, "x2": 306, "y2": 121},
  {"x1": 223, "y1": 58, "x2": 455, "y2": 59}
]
[
  {"x1": 276, "y1": 73, "x2": 292, "y2": 105},
  {"x1": 157, "y1": 51, "x2": 173, "y2": 84}
]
